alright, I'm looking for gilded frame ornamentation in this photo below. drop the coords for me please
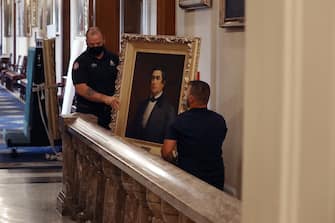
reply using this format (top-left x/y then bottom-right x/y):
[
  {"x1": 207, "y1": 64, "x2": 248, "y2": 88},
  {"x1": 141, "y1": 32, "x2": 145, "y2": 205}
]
[{"x1": 112, "y1": 34, "x2": 200, "y2": 153}]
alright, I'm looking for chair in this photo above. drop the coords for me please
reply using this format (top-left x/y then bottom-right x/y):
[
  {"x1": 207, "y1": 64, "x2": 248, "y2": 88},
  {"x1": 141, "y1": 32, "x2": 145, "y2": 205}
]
[
  {"x1": 4, "y1": 55, "x2": 27, "y2": 91},
  {"x1": 0, "y1": 53, "x2": 12, "y2": 85}
]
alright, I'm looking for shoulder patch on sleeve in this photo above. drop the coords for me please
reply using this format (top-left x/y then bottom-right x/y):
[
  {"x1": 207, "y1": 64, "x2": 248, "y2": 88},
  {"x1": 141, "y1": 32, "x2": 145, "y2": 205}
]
[{"x1": 73, "y1": 62, "x2": 79, "y2": 70}]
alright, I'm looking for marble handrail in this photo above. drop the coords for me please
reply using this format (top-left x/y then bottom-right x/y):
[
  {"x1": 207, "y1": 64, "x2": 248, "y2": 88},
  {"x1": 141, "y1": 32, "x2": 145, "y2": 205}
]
[{"x1": 63, "y1": 115, "x2": 241, "y2": 223}]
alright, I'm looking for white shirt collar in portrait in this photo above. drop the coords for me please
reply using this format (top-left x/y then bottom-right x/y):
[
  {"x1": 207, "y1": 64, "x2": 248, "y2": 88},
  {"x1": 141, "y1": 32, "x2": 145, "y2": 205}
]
[{"x1": 142, "y1": 91, "x2": 163, "y2": 128}]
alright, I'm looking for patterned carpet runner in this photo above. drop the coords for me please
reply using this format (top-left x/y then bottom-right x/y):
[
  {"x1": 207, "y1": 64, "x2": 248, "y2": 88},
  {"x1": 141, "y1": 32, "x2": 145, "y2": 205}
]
[
  {"x1": 0, "y1": 86, "x2": 24, "y2": 140},
  {"x1": 0, "y1": 85, "x2": 61, "y2": 168}
]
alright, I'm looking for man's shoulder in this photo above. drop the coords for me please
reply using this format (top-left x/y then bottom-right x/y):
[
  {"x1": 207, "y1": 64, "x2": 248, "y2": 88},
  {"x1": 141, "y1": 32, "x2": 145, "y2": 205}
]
[
  {"x1": 207, "y1": 110, "x2": 227, "y2": 131},
  {"x1": 104, "y1": 50, "x2": 119, "y2": 64},
  {"x1": 175, "y1": 109, "x2": 191, "y2": 120},
  {"x1": 75, "y1": 51, "x2": 90, "y2": 63},
  {"x1": 179, "y1": 108, "x2": 225, "y2": 121},
  {"x1": 208, "y1": 110, "x2": 226, "y2": 122}
]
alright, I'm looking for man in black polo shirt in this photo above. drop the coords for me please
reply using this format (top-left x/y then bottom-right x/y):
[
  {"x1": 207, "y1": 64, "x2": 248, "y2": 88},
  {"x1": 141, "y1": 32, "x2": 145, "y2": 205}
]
[
  {"x1": 72, "y1": 27, "x2": 119, "y2": 129},
  {"x1": 161, "y1": 80, "x2": 227, "y2": 190}
]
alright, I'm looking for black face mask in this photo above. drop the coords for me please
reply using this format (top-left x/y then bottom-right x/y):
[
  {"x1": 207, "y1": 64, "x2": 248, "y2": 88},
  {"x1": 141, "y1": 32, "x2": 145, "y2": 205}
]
[{"x1": 88, "y1": 46, "x2": 104, "y2": 56}]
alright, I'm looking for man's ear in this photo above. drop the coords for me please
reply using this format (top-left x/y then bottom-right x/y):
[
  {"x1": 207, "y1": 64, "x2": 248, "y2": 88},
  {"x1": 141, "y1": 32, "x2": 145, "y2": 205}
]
[{"x1": 188, "y1": 94, "x2": 195, "y2": 104}]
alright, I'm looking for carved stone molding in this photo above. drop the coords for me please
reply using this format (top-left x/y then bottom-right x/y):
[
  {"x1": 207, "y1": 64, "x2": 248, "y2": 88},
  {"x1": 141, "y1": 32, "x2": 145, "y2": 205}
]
[
  {"x1": 146, "y1": 190, "x2": 164, "y2": 223},
  {"x1": 57, "y1": 124, "x2": 75, "y2": 216},
  {"x1": 121, "y1": 172, "x2": 140, "y2": 223},
  {"x1": 133, "y1": 182, "x2": 152, "y2": 222},
  {"x1": 102, "y1": 160, "x2": 126, "y2": 223}
]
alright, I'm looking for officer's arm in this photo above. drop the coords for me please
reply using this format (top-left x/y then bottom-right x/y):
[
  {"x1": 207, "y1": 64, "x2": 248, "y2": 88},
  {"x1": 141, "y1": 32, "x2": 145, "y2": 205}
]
[
  {"x1": 74, "y1": 83, "x2": 119, "y2": 110},
  {"x1": 161, "y1": 139, "x2": 177, "y2": 162}
]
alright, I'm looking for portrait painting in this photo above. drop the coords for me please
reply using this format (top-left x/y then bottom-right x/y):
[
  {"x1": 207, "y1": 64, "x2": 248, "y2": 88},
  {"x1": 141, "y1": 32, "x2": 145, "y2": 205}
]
[
  {"x1": 45, "y1": 0, "x2": 53, "y2": 25},
  {"x1": 219, "y1": 0, "x2": 245, "y2": 28},
  {"x1": 4, "y1": 0, "x2": 12, "y2": 37},
  {"x1": 75, "y1": 0, "x2": 89, "y2": 36},
  {"x1": 113, "y1": 34, "x2": 200, "y2": 154},
  {"x1": 31, "y1": 0, "x2": 38, "y2": 27},
  {"x1": 55, "y1": 0, "x2": 60, "y2": 33},
  {"x1": 16, "y1": 0, "x2": 31, "y2": 37}
]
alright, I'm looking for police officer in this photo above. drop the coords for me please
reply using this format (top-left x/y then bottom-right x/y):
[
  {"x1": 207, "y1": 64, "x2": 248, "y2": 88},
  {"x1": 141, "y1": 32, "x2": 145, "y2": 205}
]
[{"x1": 72, "y1": 27, "x2": 119, "y2": 129}]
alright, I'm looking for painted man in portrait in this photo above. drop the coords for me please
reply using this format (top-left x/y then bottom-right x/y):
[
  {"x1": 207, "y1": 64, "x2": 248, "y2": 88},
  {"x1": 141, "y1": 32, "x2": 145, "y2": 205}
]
[{"x1": 127, "y1": 66, "x2": 176, "y2": 144}]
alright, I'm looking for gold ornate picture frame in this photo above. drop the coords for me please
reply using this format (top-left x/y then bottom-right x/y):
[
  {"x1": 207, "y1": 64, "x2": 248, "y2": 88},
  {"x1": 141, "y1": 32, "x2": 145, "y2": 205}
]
[
  {"x1": 112, "y1": 34, "x2": 200, "y2": 154},
  {"x1": 219, "y1": 0, "x2": 245, "y2": 28}
]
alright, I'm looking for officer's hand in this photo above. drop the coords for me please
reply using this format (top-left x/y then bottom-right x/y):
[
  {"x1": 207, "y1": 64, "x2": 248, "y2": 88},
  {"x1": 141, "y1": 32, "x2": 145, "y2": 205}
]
[{"x1": 104, "y1": 95, "x2": 120, "y2": 110}]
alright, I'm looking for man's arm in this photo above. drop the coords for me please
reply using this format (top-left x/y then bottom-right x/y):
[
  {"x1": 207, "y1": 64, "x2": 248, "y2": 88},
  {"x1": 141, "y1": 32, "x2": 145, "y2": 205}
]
[
  {"x1": 161, "y1": 139, "x2": 177, "y2": 162},
  {"x1": 74, "y1": 83, "x2": 119, "y2": 110}
]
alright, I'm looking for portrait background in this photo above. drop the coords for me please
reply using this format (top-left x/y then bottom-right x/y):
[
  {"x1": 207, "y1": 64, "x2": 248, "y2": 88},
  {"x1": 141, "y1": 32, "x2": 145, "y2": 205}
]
[{"x1": 125, "y1": 52, "x2": 185, "y2": 139}]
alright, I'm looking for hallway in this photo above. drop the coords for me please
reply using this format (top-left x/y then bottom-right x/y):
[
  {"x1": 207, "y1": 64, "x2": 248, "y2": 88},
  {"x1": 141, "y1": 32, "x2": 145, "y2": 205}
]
[
  {"x1": 0, "y1": 168, "x2": 74, "y2": 223},
  {"x1": 0, "y1": 86, "x2": 73, "y2": 222}
]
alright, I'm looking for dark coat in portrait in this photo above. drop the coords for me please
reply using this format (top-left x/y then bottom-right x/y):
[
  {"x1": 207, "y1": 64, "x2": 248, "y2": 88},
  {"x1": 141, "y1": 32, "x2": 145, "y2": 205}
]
[{"x1": 129, "y1": 95, "x2": 176, "y2": 144}]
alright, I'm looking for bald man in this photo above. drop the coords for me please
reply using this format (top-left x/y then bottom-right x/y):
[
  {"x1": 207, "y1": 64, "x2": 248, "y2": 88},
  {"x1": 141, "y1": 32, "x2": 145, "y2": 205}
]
[{"x1": 72, "y1": 27, "x2": 119, "y2": 129}]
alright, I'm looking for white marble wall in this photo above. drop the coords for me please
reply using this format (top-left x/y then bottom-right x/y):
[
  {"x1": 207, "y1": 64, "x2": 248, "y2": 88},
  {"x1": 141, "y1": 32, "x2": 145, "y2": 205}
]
[{"x1": 176, "y1": 1, "x2": 245, "y2": 197}]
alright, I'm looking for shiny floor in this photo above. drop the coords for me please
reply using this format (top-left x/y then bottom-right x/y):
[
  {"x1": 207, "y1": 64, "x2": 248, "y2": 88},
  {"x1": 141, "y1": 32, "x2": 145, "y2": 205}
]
[{"x1": 0, "y1": 168, "x2": 75, "y2": 223}]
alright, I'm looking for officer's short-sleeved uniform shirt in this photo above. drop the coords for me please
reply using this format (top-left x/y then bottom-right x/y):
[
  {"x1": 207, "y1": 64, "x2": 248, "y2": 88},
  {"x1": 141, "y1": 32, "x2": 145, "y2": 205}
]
[
  {"x1": 165, "y1": 107, "x2": 227, "y2": 189},
  {"x1": 72, "y1": 49, "x2": 119, "y2": 116}
]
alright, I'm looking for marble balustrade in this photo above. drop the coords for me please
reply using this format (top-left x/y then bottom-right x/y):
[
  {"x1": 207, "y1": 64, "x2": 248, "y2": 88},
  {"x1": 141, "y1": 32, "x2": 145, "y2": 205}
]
[{"x1": 57, "y1": 115, "x2": 241, "y2": 223}]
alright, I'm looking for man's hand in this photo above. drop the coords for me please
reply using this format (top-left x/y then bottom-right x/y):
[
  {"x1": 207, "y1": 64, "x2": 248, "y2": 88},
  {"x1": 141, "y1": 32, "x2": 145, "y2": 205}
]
[
  {"x1": 74, "y1": 83, "x2": 120, "y2": 110},
  {"x1": 103, "y1": 95, "x2": 120, "y2": 110},
  {"x1": 161, "y1": 139, "x2": 177, "y2": 162}
]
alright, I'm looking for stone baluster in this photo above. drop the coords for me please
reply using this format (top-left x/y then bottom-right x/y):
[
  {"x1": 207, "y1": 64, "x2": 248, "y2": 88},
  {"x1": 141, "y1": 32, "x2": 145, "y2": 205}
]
[
  {"x1": 57, "y1": 122, "x2": 76, "y2": 216},
  {"x1": 76, "y1": 149, "x2": 99, "y2": 222},
  {"x1": 121, "y1": 172, "x2": 140, "y2": 223},
  {"x1": 72, "y1": 142, "x2": 81, "y2": 219},
  {"x1": 92, "y1": 152, "x2": 105, "y2": 223},
  {"x1": 102, "y1": 160, "x2": 126, "y2": 223},
  {"x1": 161, "y1": 201, "x2": 180, "y2": 223},
  {"x1": 161, "y1": 201, "x2": 195, "y2": 223},
  {"x1": 85, "y1": 150, "x2": 105, "y2": 223},
  {"x1": 73, "y1": 144, "x2": 90, "y2": 221},
  {"x1": 133, "y1": 181, "x2": 152, "y2": 222},
  {"x1": 146, "y1": 190, "x2": 164, "y2": 223},
  {"x1": 178, "y1": 214, "x2": 195, "y2": 223}
]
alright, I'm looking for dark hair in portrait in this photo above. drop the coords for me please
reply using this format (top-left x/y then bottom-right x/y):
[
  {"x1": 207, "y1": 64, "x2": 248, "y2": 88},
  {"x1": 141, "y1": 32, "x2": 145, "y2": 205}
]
[
  {"x1": 125, "y1": 52, "x2": 185, "y2": 143},
  {"x1": 150, "y1": 65, "x2": 167, "y2": 83}
]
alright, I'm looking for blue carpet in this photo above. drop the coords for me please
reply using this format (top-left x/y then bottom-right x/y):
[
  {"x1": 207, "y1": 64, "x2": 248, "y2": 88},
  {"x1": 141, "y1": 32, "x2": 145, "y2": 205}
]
[
  {"x1": 0, "y1": 87, "x2": 24, "y2": 131},
  {"x1": 0, "y1": 85, "x2": 62, "y2": 167},
  {"x1": 0, "y1": 145, "x2": 62, "y2": 162}
]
